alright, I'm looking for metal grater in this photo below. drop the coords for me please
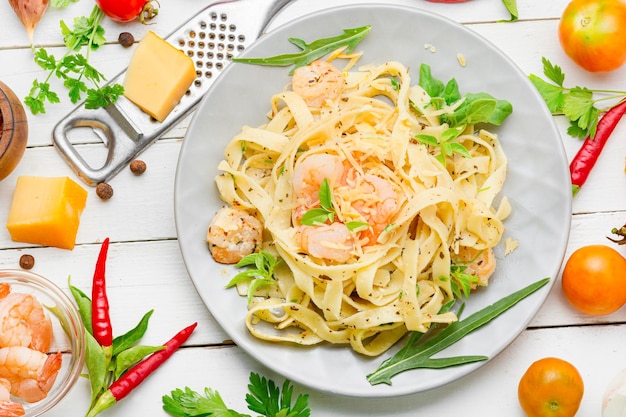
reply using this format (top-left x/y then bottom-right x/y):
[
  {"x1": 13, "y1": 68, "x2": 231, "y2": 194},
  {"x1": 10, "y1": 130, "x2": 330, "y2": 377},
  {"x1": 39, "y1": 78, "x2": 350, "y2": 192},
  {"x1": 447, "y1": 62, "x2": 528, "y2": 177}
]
[{"x1": 52, "y1": 0, "x2": 292, "y2": 186}]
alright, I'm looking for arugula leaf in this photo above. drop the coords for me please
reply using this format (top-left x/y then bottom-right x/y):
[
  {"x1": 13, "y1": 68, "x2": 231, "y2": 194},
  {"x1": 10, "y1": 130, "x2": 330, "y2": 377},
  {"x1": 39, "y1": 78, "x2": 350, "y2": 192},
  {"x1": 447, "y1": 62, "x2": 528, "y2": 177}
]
[
  {"x1": 227, "y1": 250, "x2": 282, "y2": 303},
  {"x1": 529, "y1": 57, "x2": 626, "y2": 139},
  {"x1": 367, "y1": 277, "x2": 550, "y2": 385},
  {"x1": 162, "y1": 373, "x2": 310, "y2": 417},
  {"x1": 232, "y1": 25, "x2": 371, "y2": 74}
]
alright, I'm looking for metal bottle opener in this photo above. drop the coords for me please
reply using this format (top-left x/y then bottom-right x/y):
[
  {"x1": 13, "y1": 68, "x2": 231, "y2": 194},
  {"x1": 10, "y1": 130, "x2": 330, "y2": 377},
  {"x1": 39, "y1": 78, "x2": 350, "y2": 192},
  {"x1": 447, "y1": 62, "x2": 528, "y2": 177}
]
[{"x1": 52, "y1": 0, "x2": 292, "y2": 186}]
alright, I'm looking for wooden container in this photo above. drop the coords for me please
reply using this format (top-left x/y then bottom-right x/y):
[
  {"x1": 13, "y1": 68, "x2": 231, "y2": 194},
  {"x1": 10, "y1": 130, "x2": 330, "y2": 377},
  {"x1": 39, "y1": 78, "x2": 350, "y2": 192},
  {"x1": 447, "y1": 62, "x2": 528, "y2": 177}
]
[{"x1": 0, "y1": 80, "x2": 28, "y2": 181}]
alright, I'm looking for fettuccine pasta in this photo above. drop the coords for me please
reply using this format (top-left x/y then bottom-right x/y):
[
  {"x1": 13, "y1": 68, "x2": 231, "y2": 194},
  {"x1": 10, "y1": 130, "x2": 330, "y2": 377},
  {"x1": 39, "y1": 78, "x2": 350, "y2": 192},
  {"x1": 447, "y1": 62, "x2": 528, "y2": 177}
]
[{"x1": 209, "y1": 58, "x2": 511, "y2": 356}]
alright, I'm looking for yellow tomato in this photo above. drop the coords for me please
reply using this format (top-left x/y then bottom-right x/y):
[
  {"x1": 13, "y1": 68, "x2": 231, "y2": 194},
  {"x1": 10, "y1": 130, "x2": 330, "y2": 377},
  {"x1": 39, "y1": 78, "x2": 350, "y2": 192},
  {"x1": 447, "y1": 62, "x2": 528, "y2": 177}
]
[{"x1": 518, "y1": 357, "x2": 584, "y2": 417}]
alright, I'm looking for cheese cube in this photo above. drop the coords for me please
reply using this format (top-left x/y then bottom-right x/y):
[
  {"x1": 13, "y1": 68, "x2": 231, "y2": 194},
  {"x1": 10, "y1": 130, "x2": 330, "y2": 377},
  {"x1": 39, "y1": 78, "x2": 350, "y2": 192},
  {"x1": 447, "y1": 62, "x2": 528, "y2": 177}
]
[
  {"x1": 123, "y1": 31, "x2": 196, "y2": 122},
  {"x1": 6, "y1": 176, "x2": 88, "y2": 250}
]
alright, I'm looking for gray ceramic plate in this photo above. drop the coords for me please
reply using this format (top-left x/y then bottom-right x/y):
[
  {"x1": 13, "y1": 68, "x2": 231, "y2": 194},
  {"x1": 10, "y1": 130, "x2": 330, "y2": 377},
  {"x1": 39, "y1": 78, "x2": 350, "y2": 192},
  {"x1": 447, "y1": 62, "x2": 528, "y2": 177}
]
[{"x1": 174, "y1": 3, "x2": 571, "y2": 397}]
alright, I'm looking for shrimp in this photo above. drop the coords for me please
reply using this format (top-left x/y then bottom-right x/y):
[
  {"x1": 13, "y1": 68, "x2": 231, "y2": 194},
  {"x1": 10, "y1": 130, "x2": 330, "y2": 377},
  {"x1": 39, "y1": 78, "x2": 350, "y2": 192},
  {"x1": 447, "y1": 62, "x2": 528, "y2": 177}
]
[
  {"x1": 0, "y1": 347, "x2": 61, "y2": 403},
  {"x1": 0, "y1": 378, "x2": 25, "y2": 417},
  {"x1": 297, "y1": 223, "x2": 355, "y2": 263},
  {"x1": 206, "y1": 206, "x2": 264, "y2": 265},
  {"x1": 292, "y1": 153, "x2": 345, "y2": 207},
  {"x1": 0, "y1": 293, "x2": 52, "y2": 353},
  {"x1": 0, "y1": 284, "x2": 10, "y2": 299},
  {"x1": 292, "y1": 60, "x2": 344, "y2": 108},
  {"x1": 455, "y1": 246, "x2": 496, "y2": 286},
  {"x1": 351, "y1": 174, "x2": 400, "y2": 244}
]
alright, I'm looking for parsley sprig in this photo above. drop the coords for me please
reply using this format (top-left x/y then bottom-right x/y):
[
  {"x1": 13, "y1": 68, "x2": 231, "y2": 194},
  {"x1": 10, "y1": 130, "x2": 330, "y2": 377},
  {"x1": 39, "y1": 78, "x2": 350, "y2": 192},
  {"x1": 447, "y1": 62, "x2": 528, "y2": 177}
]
[
  {"x1": 529, "y1": 57, "x2": 626, "y2": 139},
  {"x1": 226, "y1": 250, "x2": 282, "y2": 303},
  {"x1": 162, "y1": 372, "x2": 311, "y2": 417},
  {"x1": 25, "y1": 5, "x2": 124, "y2": 114}
]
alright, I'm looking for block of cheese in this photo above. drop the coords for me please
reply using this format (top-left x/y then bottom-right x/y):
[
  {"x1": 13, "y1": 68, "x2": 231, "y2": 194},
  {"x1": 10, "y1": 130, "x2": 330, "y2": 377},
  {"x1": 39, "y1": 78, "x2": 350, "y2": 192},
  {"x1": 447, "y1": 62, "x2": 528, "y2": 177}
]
[
  {"x1": 6, "y1": 176, "x2": 88, "y2": 250},
  {"x1": 123, "y1": 31, "x2": 196, "y2": 122}
]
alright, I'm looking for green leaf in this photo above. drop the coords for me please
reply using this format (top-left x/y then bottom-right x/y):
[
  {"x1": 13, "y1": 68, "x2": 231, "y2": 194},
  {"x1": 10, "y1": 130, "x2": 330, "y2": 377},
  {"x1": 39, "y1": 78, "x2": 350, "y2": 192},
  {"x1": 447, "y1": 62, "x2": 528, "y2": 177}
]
[
  {"x1": 33, "y1": 48, "x2": 57, "y2": 70},
  {"x1": 51, "y1": 0, "x2": 79, "y2": 7},
  {"x1": 443, "y1": 93, "x2": 512, "y2": 127},
  {"x1": 84, "y1": 84, "x2": 124, "y2": 109},
  {"x1": 346, "y1": 221, "x2": 370, "y2": 232},
  {"x1": 528, "y1": 74, "x2": 564, "y2": 113},
  {"x1": 162, "y1": 386, "x2": 250, "y2": 417},
  {"x1": 69, "y1": 280, "x2": 93, "y2": 334},
  {"x1": 500, "y1": 0, "x2": 519, "y2": 21},
  {"x1": 84, "y1": 331, "x2": 108, "y2": 404},
  {"x1": 367, "y1": 277, "x2": 551, "y2": 385},
  {"x1": 300, "y1": 208, "x2": 332, "y2": 226},
  {"x1": 114, "y1": 345, "x2": 165, "y2": 379},
  {"x1": 415, "y1": 134, "x2": 439, "y2": 147},
  {"x1": 232, "y1": 25, "x2": 371, "y2": 74},
  {"x1": 419, "y1": 63, "x2": 445, "y2": 99},
  {"x1": 227, "y1": 250, "x2": 281, "y2": 303},
  {"x1": 318, "y1": 178, "x2": 333, "y2": 211},
  {"x1": 246, "y1": 373, "x2": 310, "y2": 417},
  {"x1": 541, "y1": 56, "x2": 565, "y2": 86},
  {"x1": 112, "y1": 309, "x2": 154, "y2": 356}
]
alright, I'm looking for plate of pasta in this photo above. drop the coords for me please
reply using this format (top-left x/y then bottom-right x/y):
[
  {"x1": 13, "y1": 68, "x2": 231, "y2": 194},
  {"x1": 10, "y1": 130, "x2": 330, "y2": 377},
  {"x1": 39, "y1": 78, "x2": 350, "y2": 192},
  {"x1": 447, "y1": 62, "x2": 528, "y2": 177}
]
[{"x1": 174, "y1": 3, "x2": 571, "y2": 397}]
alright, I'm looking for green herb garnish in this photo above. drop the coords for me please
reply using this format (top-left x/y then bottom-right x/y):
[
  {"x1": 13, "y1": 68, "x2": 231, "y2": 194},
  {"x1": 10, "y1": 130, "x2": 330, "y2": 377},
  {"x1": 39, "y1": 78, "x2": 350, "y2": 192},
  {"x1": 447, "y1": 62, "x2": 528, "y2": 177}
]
[
  {"x1": 300, "y1": 178, "x2": 335, "y2": 226},
  {"x1": 162, "y1": 372, "x2": 310, "y2": 417},
  {"x1": 226, "y1": 250, "x2": 282, "y2": 303},
  {"x1": 25, "y1": 6, "x2": 123, "y2": 114},
  {"x1": 416, "y1": 63, "x2": 512, "y2": 128},
  {"x1": 529, "y1": 57, "x2": 626, "y2": 139},
  {"x1": 416, "y1": 126, "x2": 471, "y2": 166},
  {"x1": 367, "y1": 277, "x2": 550, "y2": 385},
  {"x1": 232, "y1": 25, "x2": 371, "y2": 74}
]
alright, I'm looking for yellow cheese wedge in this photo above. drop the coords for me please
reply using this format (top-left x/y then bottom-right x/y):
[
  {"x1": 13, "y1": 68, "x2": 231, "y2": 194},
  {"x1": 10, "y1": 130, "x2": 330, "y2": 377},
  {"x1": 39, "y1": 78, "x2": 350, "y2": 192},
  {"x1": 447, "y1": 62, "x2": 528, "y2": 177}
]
[
  {"x1": 123, "y1": 31, "x2": 196, "y2": 122},
  {"x1": 6, "y1": 176, "x2": 88, "y2": 250}
]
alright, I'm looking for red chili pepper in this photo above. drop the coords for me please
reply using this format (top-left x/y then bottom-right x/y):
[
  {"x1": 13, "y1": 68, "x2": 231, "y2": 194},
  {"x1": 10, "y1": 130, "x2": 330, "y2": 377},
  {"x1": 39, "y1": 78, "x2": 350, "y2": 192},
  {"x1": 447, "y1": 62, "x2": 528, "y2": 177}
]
[
  {"x1": 91, "y1": 237, "x2": 113, "y2": 348},
  {"x1": 570, "y1": 99, "x2": 626, "y2": 196},
  {"x1": 85, "y1": 322, "x2": 198, "y2": 417}
]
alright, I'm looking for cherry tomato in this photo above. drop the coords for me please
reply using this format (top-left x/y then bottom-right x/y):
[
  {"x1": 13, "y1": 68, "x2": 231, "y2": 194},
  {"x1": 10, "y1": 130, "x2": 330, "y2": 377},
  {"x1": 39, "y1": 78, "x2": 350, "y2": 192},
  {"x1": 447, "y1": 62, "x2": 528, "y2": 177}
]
[
  {"x1": 96, "y1": 0, "x2": 153, "y2": 23},
  {"x1": 518, "y1": 357, "x2": 584, "y2": 417},
  {"x1": 561, "y1": 245, "x2": 626, "y2": 316},
  {"x1": 558, "y1": 0, "x2": 626, "y2": 72}
]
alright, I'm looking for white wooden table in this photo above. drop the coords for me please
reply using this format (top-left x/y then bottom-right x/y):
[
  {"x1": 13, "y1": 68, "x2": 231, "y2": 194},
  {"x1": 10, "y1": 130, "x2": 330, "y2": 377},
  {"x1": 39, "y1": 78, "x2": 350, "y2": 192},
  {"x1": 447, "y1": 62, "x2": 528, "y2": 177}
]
[{"x1": 1, "y1": 0, "x2": 625, "y2": 415}]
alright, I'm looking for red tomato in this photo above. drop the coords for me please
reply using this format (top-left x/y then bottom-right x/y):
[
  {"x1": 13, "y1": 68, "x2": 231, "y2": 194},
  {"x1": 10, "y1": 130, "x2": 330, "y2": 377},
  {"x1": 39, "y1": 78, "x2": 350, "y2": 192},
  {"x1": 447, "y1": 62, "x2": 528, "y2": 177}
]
[
  {"x1": 96, "y1": 0, "x2": 149, "y2": 22},
  {"x1": 558, "y1": 0, "x2": 626, "y2": 72}
]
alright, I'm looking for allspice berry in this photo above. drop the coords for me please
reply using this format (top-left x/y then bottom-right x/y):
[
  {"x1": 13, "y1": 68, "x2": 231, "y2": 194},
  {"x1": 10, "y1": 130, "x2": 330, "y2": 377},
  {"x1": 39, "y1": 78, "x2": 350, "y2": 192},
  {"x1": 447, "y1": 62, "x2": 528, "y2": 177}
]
[
  {"x1": 130, "y1": 159, "x2": 146, "y2": 175},
  {"x1": 19, "y1": 254, "x2": 35, "y2": 270},
  {"x1": 118, "y1": 32, "x2": 135, "y2": 47},
  {"x1": 96, "y1": 182, "x2": 114, "y2": 200}
]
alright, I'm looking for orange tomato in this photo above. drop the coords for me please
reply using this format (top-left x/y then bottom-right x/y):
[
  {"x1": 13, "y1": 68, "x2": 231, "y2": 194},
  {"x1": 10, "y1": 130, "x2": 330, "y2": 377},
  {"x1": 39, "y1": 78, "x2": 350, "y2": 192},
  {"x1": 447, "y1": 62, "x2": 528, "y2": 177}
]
[
  {"x1": 558, "y1": 0, "x2": 626, "y2": 72},
  {"x1": 561, "y1": 245, "x2": 626, "y2": 316},
  {"x1": 518, "y1": 357, "x2": 584, "y2": 417}
]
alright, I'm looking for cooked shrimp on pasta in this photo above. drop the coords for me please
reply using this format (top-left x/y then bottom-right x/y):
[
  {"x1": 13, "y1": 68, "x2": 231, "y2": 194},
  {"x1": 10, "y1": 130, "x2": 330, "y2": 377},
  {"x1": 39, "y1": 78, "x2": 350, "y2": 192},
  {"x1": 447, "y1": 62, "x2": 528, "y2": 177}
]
[{"x1": 207, "y1": 58, "x2": 511, "y2": 356}]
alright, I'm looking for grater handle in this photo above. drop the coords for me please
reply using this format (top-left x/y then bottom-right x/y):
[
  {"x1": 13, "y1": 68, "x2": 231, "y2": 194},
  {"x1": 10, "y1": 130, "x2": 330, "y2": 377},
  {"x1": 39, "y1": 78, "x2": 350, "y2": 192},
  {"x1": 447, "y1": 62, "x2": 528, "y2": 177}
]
[{"x1": 52, "y1": 103, "x2": 145, "y2": 185}]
